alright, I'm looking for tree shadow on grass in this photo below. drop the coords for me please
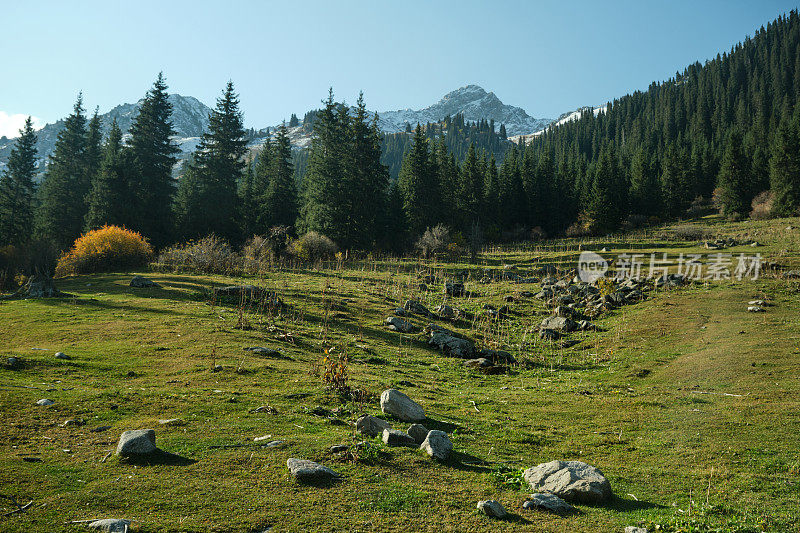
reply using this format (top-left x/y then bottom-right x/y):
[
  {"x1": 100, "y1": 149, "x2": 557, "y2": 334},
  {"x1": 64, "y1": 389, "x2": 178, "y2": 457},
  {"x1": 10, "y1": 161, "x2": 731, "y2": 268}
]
[{"x1": 120, "y1": 449, "x2": 197, "y2": 466}]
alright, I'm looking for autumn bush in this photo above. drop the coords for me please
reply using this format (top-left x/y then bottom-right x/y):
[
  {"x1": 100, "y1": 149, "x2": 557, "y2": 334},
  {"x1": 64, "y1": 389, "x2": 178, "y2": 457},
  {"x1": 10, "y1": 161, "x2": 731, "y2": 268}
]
[
  {"x1": 155, "y1": 235, "x2": 240, "y2": 274},
  {"x1": 55, "y1": 225, "x2": 152, "y2": 276}
]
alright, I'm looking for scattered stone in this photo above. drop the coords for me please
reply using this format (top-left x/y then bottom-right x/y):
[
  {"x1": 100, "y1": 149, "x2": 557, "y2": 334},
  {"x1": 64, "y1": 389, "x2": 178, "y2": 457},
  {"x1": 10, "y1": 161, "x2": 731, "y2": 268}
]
[
  {"x1": 393, "y1": 307, "x2": 407, "y2": 316},
  {"x1": 356, "y1": 414, "x2": 392, "y2": 437},
  {"x1": 539, "y1": 329, "x2": 561, "y2": 341},
  {"x1": 116, "y1": 429, "x2": 157, "y2": 456},
  {"x1": 539, "y1": 316, "x2": 577, "y2": 333},
  {"x1": 262, "y1": 440, "x2": 285, "y2": 448},
  {"x1": 523, "y1": 460, "x2": 612, "y2": 503},
  {"x1": 36, "y1": 399, "x2": 54, "y2": 406},
  {"x1": 624, "y1": 527, "x2": 649, "y2": 533},
  {"x1": 476, "y1": 500, "x2": 507, "y2": 519},
  {"x1": 435, "y1": 304, "x2": 456, "y2": 320},
  {"x1": 286, "y1": 458, "x2": 340, "y2": 483},
  {"x1": 522, "y1": 493, "x2": 576, "y2": 514},
  {"x1": 380, "y1": 389, "x2": 425, "y2": 422},
  {"x1": 61, "y1": 418, "x2": 85, "y2": 427},
  {"x1": 748, "y1": 300, "x2": 766, "y2": 306},
  {"x1": 158, "y1": 418, "x2": 184, "y2": 426},
  {"x1": 421, "y1": 430, "x2": 452, "y2": 460},
  {"x1": 254, "y1": 434, "x2": 273, "y2": 442},
  {"x1": 328, "y1": 444, "x2": 350, "y2": 454},
  {"x1": 55, "y1": 351, "x2": 70, "y2": 360},
  {"x1": 385, "y1": 316, "x2": 415, "y2": 333},
  {"x1": 403, "y1": 299, "x2": 435, "y2": 318},
  {"x1": 747, "y1": 306, "x2": 765, "y2": 312},
  {"x1": 382, "y1": 428, "x2": 417, "y2": 447},
  {"x1": 427, "y1": 327, "x2": 476, "y2": 359},
  {"x1": 129, "y1": 275, "x2": 159, "y2": 288},
  {"x1": 86, "y1": 518, "x2": 131, "y2": 532},
  {"x1": 407, "y1": 423, "x2": 429, "y2": 444}
]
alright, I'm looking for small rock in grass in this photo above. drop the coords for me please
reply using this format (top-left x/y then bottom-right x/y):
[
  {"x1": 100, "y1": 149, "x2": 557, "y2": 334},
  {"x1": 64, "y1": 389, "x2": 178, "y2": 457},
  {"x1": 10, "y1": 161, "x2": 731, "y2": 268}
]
[
  {"x1": 158, "y1": 418, "x2": 184, "y2": 426},
  {"x1": 262, "y1": 440, "x2": 284, "y2": 448},
  {"x1": 116, "y1": 429, "x2": 157, "y2": 456},
  {"x1": 380, "y1": 389, "x2": 425, "y2": 422},
  {"x1": 61, "y1": 418, "x2": 85, "y2": 427},
  {"x1": 55, "y1": 352, "x2": 70, "y2": 360},
  {"x1": 356, "y1": 414, "x2": 392, "y2": 437},
  {"x1": 523, "y1": 460, "x2": 612, "y2": 503},
  {"x1": 407, "y1": 423, "x2": 429, "y2": 444},
  {"x1": 421, "y1": 430, "x2": 452, "y2": 460},
  {"x1": 253, "y1": 434, "x2": 272, "y2": 442},
  {"x1": 382, "y1": 428, "x2": 417, "y2": 447},
  {"x1": 748, "y1": 300, "x2": 766, "y2": 306},
  {"x1": 286, "y1": 458, "x2": 340, "y2": 483},
  {"x1": 36, "y1": 399, "x2": 54, "y2": 406},
  {"x1": 523, "y1": 493, "x2": 576, "y2": 514},
  {"x1": 212, "y1": 364, "x2": 223, "y2": 372},
  {"x1": 385, "y1": 316, "x2": 415, "y2": 333},
  {"x1": 747, "y1": 306, "x2": 765, "y2": 312},
  {"x1": 129, "y1": 275, "x2": 159, "y2": 288},
  {"x1": 476, "y1": 500, "x2": 507, "y2": 518},
  {"x1": 86, "y1": 518, "x2": 131, "y2": 532},
  {"x1": 624, "y1": 527, "x2": 649, "y2": 533}
]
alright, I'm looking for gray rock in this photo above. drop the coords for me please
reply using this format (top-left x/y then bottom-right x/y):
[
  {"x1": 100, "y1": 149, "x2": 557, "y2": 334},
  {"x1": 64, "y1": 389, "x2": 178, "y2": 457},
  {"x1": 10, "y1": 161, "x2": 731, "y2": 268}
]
[
  {"x1": 36, "y1": 399, "x2": 54, "y2": 406},
  {"x1": 523, "y1": 492, "x2": 576, "y2": 514},
  {"x1": 380, "y1": 389, "x2": 425, "y2": 422},
  {"x1": 748, "y1": 300, "x2": 766, "y2": 306},
  {"x1": 403, "y1": 299, "x2": 435, "y2": 318},
  {"x1": 86, "y1": 519, "x2": 131, "y2": 532},
  {"x1": 476, "y1": 500, "x2": 507, "y2": 518},
  {"x1": 523, "y1": 460, "x2": 612, "y2": 503},
  {"x1": 286, "y1": 457, "x2": 340, "y2": 482},
  {"x1": 624, "y1": 527, "x2": 649, "y2": 533},
  {"x1": 129, "y1": 275, "x2": 159, "y2": 288},
  {"x1": 244, "y1": 346, "x2": 283, "y2": 357},
  {"x1": 747, "y1": 306, "x2": 765, "y2": 312},
  {"x1": 539, "y1": 329, "x2": 561, "y2": 341},
  {"x1": 435, "y1": 304, "x2": 456, "y2": 320},
  {"x1": 158, "y1": 418, "x2": 184, "y2": 426},
  {"x1": 385, "y1": 316, "x2": 415, "y2": 333},
  {"x1": 382, "y1": 428, "x2": 417, "y2": 447},
  {"x1": 407, "y1": 423, "x2": 429, "y2": 444},
  {"x1": 539, "y1": 316, "x2": 577, "y2": 332},
  {"x1": 428, "y1": 329, "x2": 476, "y2": 358},
  {"x1": 421, "y1": 430, "x2": 452, "y2": 460},
  {"x1": 116, "y1": 429, "x2": 157, "y2": 456},
  {"x1": 54, "y1": 351, "x2": 70, "y2": 360},
  {"x1": 356, "y1": 414, "x2": 392, "y2": 437}
]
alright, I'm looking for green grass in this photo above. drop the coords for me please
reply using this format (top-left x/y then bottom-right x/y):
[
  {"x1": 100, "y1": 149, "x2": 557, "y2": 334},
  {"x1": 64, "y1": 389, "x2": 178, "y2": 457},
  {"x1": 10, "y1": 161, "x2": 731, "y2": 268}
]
[{"x1": 1, "y1": 216, "x2": 799, "y2": 532}]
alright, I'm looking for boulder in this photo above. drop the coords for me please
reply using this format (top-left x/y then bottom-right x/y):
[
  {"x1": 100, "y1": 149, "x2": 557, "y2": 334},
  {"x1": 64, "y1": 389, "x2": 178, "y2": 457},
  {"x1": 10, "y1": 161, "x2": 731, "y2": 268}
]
[
  {"x1": 747, "y1": 306, "x2": 765, "y2": 312},
  {"x1": 55, "y1": 351, "x2": 71, "y2": 360},
  {"x1": 382, "y1": 428, "x2": 417, "y2": 447},
  {"x1": 36, "y1": 398, "x2": 54, "y2": 406},
  {"x1": 476, "y1": 500, "x2": 507, "y2": 519},
  {"x1": 403, "y1": 299, "x2": 435, "y2": 318},
  {"x1": 129, "y1": 276, "x2": 159, "y2": 288},
  {"x1": 116, "y1": 429, "x2": 157, "y2": 456},
  {"x1": 86, "y1": 519, "x2": 131, "y2": 532},
  {"x1": 522, "y1": 493, "x2": 576, "y2": 514},
  {"x1": 385, "y1": 316, "x2": 415, "y2": 333},
  {"x1": 523, "y1": 460, "x2": 612, "y2": 503},
  {"x1": 356, "y1": 414, "x2": 392, "y2": 437},
  {"x1": 427, "y1": 328, "x2": 475, "y2": 359},
  {"x1": 421, "y1": 430, "x2": 452, "y2": 460},
  {"x1": 380, "y1": 389, "x2": 425, "y2": 422},
  {"x1": 286, "y1": 458, "x2": 340, "y2": 483},
  {"x1": 539, "y1": 316, "x2": 577, "y2": 333},
  {"x1": 435, "y1": 304, "x2": 456, "y2": 320},
  {"x1": 407, "y1": 423, "x2": 429, "y2": 444}
]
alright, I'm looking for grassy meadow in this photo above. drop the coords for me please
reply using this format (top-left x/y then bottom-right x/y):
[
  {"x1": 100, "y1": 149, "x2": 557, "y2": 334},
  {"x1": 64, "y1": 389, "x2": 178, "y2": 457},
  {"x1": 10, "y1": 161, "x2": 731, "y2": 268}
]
[{"x1": 1, "y1": 216, "x2": 799, "y2": 532}]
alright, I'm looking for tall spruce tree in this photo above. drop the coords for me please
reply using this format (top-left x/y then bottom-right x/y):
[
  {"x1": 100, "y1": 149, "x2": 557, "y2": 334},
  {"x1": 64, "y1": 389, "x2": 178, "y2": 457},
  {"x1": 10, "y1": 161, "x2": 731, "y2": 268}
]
[
  {"x1": 127, "y1": 73, "x2": 179, "y2": 247},
  {"x1": 770, "y1": 116, "x2": 800, "y2": 216},
  {"x1": 716, "y1": 130, "x2": 751, "y2": 217},
  {"x1": 85, "y1": 119, "x2": 128, "y2": 230},
  {"x1": 36, "y1": 94, "x2": 89, "y2": 248},
  {"x1": 398, "y1": 125, "x2": 439, "y2": 237},
  {"x1": 175, "y1": 81, "x2": 247, "y2": 243},
  {"x1": 262, "y1": 123, "x2": 298, "y2": 229},
  {"x1": 458, "y1": 144, "x2": 483, "y2": 227},
  {"x1": 588, "y1": 144, "x2": 626, "y2": 233},
  {"x1": 0, "y1": 117, "x2": 38, "y2": 246}
]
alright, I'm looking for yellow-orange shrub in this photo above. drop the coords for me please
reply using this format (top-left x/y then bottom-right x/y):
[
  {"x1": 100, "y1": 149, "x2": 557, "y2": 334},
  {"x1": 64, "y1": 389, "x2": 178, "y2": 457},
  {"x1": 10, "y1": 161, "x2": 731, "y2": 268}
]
[{"x1": 55, "y1": 225, "x2": 153, "y2": 276}]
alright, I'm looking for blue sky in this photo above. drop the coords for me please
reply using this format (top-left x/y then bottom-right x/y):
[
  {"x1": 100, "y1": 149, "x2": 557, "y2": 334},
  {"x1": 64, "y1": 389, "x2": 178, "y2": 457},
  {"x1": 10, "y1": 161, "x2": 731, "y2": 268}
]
[{"x1": 0, "y1": 0, "x2": 797, "y2": 137}]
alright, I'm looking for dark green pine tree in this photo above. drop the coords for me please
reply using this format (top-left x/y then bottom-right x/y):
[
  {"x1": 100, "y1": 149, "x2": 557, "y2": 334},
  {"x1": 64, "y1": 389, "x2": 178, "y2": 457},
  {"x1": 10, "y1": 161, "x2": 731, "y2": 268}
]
[
  {"x1": 127, "y1": 73, "x2": 179, "y2": 247},
  {"x1": 175, "y1": 81, "x2": 247, "y2": 244},
  {"x1": 716, "y1": 130, "x2": 751, "y2": 217},
  {"x1": 398, "y1": 124, "x2": 439, "y2": 237},
  {"x1": 298, "y1": 89, "x2": 349, "y2": 243},
  {"x1": 251, "y1": 139, "x2": 273, "y2": 234},
  {"x1": 239, "y1": 159, "x2": 256, "y2": 238},
  {"x1": 587, "y1": 144, "x2": 626, "y2": 233},
  {"x1": 85, "y1": 109, "x2": 103, "y2": 193},
  {"x1": 629, "y1": 147, "x2": 661, "y2": 216},
  {"x1": 288, "y1": 113, "x2": 300, "y2": 128},
  {"x1": 345, "y1": 96, "x2": 389, "y2": 249},
  {"x1": 458, "y1": 144, "x2": 483, "y2": 226},
  {"x1": 0, "y1": 117, "x2": 38, "y2": 246},
  {"x1": 85, "y1": 119, "x2": 129, "y2": 230},
  {"x1": 484, "y1": 153, "x2": 500, "y2": 227},
  {"x1": 262, "y1": 123, "x2": 299, "y2": 229},
  {"x1": 770, "y1": 116, "x2": 800, "y2": 216},
  {"x1": 35, "y1": 94, "x2": 89, "y2": 248}
]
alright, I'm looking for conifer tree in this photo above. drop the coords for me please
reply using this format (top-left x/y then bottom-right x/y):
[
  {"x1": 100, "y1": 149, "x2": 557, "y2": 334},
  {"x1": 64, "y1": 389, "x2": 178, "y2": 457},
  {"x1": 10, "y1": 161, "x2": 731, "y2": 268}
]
[
  {"x1": 398, "y1": 125, "x2": 439, "y2": 236},
  {"x1": 36, "y1": 94, "x2": 88, "y2": 248},
  {"x1": 770, "y1": 116, "x2": 800, "y2": 216},
  {"x1": 716, "y1": 130, "x2": 751, "y2": 217},
  {"x1": 85, "y1": 120, "x2": 128, "y2": 230},
  {"x1": 262, "y1": 123, "x2": 298, "y2": 229},
  {"x1": 127, "y1": 73, "x2": 179, "y2": 247},
  {"x1": 588, "y1": 144, "x2": 626, "y2": 233},
  {"x1": 175, "y1": 81, "x2": 247, "y2": 243},
  {"x1": 0, "y1": 117, "x2": 38, "y2": 246},
  {"x1": 629, "y1": 147, "x2": 661, "y2": 216},
  {"x1": 458, "y1": 144, "x2": 483, "y2": 226}
]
